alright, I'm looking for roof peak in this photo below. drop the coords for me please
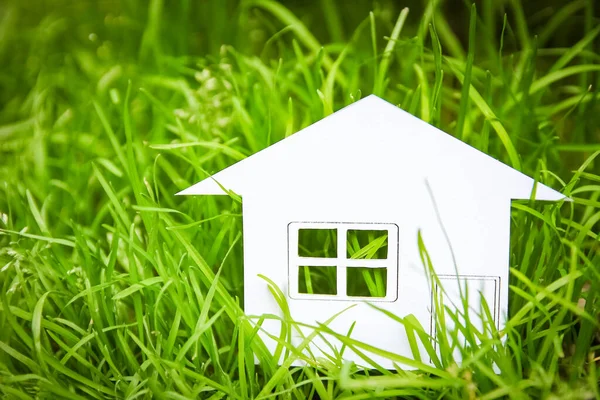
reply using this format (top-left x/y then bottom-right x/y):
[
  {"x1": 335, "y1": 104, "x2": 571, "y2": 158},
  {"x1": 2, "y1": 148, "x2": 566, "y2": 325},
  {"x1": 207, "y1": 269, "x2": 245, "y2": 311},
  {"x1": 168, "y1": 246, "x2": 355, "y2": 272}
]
[{"x1": 178, "y1": 95, "x2": 567, "y2": 202}]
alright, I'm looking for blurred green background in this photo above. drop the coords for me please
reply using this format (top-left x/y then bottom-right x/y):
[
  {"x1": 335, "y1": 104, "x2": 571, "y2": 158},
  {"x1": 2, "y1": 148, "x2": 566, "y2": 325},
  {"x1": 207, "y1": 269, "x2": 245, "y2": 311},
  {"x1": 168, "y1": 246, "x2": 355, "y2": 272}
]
[{"x1": 1, "y1": 0, "x2": 599, "y2": 398}]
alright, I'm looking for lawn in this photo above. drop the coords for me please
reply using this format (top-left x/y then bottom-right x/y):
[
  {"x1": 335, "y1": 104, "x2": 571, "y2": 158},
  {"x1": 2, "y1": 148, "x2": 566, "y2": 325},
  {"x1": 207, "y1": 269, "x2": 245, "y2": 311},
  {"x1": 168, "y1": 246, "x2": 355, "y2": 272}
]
[{"x1": 1, "y1": 0, "x2": 599, "y2": 398}]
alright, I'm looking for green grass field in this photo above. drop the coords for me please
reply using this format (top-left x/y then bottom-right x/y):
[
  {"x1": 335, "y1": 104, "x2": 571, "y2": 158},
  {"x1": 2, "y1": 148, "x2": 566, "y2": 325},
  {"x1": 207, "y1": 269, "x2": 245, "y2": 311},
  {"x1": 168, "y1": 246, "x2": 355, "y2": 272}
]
[{"x1": 1, "y1": 0, "x2": 600, "y2": 398}]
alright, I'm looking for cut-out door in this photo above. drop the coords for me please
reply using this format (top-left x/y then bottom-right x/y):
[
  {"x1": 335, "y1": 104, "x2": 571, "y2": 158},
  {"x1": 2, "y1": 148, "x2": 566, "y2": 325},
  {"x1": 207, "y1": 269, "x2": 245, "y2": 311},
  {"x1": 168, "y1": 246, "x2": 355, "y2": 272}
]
[{"x1": 431, "y1": 275, "x2": 500, "y2": 352}]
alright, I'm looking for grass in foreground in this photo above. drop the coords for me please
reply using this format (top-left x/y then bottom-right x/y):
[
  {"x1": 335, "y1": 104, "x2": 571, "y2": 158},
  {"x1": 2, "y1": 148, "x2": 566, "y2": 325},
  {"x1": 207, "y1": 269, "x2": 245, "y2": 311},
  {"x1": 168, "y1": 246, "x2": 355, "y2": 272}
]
[{"x1": 1, "y1": 0, "x2": 599, "y2": 398}]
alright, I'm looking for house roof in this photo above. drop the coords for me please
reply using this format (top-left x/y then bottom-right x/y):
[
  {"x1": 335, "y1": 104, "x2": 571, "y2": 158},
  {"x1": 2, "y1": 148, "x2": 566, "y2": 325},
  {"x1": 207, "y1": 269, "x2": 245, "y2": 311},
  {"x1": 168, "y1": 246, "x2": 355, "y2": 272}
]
[{"x1": 178, "y1": 95, "x2": 567, "y2": 202}]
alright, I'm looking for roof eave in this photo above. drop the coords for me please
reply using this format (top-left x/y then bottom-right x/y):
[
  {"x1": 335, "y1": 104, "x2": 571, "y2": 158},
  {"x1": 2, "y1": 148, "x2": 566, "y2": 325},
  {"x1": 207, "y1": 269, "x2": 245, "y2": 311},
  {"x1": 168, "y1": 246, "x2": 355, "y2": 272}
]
[
  {"x1": 514, "y1": 181, "x2": 571, "y2": 202},
  {"x1": 176, "y1": 176, "x2": 231, "y2": 196}
]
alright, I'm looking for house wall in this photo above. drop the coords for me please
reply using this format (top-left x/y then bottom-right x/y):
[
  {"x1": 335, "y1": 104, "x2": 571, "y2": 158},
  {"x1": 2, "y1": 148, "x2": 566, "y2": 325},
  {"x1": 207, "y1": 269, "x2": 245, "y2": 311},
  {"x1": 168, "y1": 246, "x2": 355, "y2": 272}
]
[{"x1": 241, "y1": 177, "x2": 511, "y2": 369}]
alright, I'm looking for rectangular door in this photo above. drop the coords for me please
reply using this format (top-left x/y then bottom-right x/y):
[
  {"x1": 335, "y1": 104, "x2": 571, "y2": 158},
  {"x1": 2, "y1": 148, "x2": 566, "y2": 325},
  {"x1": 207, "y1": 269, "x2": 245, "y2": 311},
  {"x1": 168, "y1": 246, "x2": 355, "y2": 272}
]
[{"x1": 431, "y1": 275, "x2": 500, "y2": 357}]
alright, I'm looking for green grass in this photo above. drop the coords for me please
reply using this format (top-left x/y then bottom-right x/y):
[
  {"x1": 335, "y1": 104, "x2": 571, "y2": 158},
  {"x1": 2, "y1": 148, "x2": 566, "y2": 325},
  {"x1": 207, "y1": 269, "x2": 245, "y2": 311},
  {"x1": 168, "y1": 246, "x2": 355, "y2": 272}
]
[{"x1": 1, "y1": 0, "x2": 600, "y2": 398}]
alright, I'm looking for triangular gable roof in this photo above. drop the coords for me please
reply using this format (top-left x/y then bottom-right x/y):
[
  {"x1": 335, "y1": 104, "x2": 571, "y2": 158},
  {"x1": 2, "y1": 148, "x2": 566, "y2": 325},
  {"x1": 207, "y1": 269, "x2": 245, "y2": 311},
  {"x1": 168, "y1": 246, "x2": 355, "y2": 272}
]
[{"x1": 178, "y1": 95, "x2": 566, "y2": 202}]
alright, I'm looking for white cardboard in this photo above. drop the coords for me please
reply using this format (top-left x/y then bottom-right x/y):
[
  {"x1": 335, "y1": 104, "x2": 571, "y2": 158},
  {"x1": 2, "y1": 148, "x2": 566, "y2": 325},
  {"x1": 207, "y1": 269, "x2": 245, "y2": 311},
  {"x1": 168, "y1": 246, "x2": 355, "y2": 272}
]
[{"x1": 178, "y1": 95, "x2": 566, "y2": 369}]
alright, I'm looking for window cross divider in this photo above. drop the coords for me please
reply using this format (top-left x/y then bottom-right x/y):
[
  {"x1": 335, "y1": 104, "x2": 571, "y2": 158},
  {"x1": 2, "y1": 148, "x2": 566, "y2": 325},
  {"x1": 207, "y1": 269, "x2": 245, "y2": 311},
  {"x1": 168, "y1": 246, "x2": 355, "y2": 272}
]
[
  {"x1": 337, "y1": 226, "x2": 347, "y2": 297},
  {"x1": 293, "y1": 257, "x2": 390, "y2": 268}
]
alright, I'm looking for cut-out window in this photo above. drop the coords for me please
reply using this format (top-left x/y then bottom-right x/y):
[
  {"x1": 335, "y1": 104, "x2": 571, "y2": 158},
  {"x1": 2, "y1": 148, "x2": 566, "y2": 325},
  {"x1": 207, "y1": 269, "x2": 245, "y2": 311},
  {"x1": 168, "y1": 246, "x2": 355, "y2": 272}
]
[
  {"x1": 347, "y1": 267, "x2": 387, "y2": 298},
  {"x1": 347, "y1": 230, "x2": 388, "y2": 259},
  {"x1": 298, "y1": 266, "x2": 337, "y2": 295},
  {"x1": 288, "y1": 222, "x2": 398, "y2": 302},
  {"x1": 298, "y1": 229, "x2": 337, "y2": 258}
]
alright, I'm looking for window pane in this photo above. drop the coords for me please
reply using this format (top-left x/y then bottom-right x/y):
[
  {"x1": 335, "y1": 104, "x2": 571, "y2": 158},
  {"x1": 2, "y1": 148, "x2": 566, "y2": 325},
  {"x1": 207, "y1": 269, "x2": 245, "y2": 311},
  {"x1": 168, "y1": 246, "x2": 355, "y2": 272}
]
[
  {"x1": 298, "y1": 229, "x2": 337, "y2": 258},
  {"x1": 347, "y1": 267, "x2": 387, "y2": 297},
  {"x1": 347, "y1": 229, "x2": 388, "y2": 259},
  {"x1": 298, "y1": 266, "x2": 337, "y2": 295}
]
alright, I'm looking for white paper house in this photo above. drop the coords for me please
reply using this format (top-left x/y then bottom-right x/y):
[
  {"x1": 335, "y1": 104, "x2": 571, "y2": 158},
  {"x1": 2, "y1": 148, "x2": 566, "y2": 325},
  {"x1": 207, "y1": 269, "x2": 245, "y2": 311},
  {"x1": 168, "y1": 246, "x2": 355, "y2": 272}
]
[{"x1": 178, "y1": 95, "x2": 566, "y2": 369}]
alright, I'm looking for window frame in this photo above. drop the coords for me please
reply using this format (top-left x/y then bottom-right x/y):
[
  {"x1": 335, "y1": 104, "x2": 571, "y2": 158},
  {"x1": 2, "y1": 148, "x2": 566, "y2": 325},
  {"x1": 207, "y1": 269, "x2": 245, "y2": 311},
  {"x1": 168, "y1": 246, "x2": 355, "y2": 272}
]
[{"x1": 288, "y1": 222, "x2": 399, "y2": 302}]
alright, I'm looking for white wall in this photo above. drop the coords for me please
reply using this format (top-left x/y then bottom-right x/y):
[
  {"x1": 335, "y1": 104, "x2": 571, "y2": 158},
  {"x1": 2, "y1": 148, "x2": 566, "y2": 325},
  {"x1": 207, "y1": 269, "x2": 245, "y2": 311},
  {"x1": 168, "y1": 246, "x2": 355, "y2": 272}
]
[{"x1": 241, "y1": 179, "x2": 510, "y2": 369}]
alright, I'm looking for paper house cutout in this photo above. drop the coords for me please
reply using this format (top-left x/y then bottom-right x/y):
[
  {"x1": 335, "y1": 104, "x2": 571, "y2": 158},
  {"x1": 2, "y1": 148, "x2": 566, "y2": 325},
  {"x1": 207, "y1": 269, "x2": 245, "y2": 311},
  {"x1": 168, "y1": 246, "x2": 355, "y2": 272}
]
[{"x1": 178, "y1": 95, "x2": 565, "y2": 369}]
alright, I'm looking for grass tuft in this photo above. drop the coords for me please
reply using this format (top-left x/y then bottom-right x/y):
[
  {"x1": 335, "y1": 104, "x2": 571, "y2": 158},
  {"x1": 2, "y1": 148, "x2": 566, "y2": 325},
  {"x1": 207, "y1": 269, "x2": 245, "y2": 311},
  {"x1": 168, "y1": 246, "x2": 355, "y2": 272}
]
[{"x1": 0, "y1": 0, "x2": 599, "y2": 398}]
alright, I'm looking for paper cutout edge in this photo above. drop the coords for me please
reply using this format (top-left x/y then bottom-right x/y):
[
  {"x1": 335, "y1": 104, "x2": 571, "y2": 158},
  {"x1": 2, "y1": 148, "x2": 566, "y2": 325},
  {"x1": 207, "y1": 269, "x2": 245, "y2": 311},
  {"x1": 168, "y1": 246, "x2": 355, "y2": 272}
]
[{"x1": 177, "y1": 95, "x2": 569, "y2": 202}]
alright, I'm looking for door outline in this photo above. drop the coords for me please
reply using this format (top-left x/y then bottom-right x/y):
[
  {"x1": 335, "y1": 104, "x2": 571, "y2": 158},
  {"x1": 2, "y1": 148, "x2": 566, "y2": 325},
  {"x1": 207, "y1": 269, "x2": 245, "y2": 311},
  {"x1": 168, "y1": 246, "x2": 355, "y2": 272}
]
[{"x1": 429, "y1": 275, "x2": 501, "y2": 353}]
